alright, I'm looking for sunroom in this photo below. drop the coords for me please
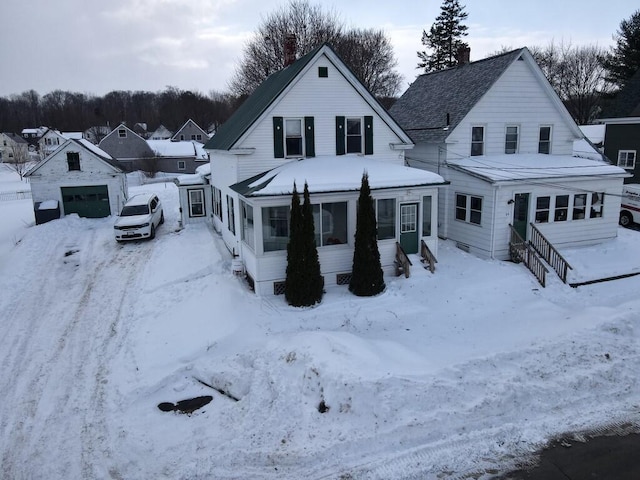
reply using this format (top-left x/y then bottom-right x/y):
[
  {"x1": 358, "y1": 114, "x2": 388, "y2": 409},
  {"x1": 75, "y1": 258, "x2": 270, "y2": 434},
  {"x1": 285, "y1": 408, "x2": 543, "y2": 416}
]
[{"x1": 229, "y1": 157, "x2": 447, "y2": 296}]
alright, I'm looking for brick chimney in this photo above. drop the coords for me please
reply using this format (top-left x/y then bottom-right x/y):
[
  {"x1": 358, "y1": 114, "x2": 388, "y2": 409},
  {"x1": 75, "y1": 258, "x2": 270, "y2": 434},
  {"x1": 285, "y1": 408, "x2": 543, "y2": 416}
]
[
  {"x1": 457, "y1": 46, "x2": 470, "y2": 65},
  {"x1": 284, "y1": 34, "x2": 297, "y2": 67}
]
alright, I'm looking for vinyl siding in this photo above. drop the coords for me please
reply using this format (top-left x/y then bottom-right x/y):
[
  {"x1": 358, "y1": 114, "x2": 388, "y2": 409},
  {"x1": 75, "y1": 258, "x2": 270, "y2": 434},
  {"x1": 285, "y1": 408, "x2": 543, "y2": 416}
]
[{"x1": 447, "y1": 59, "x2": 577, "y2": 160}]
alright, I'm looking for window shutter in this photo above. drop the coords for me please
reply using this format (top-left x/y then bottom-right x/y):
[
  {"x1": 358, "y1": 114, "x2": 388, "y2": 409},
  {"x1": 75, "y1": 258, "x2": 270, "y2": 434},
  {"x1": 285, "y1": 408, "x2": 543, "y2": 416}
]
[
  {"x1": 304, "y1": 116, "x2": 315, "y2": 157},
  {"x1": 273, "y1": 117, "x2": 284, "y2": 158},
  {"x1": 364, "y1": 116, "x2": 373, "y2": 155},
  {"x1": 335, "y1": 116, "x2": 345, "y2": 155}
]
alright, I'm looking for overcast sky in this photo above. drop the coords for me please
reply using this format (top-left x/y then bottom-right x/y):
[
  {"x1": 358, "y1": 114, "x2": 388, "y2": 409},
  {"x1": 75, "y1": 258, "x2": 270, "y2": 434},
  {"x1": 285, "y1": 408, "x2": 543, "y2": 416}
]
[{"x1": 0, "y1": 0, "x2": 635, "y2": 98}]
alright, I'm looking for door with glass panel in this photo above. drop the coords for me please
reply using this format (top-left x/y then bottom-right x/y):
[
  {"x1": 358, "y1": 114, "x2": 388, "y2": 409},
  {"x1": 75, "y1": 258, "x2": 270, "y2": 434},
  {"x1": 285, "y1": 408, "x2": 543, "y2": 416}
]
[{"x1": 399, "y1": 203, "x2": 419, "y2": 254}]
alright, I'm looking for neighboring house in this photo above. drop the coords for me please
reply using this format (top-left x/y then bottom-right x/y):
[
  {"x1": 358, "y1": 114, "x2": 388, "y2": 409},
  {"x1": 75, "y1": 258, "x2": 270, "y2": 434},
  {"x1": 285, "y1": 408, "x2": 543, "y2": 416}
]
[
  {"x1": 171, "y1": 119, "x2": 210, "y2": 142},
  {"x1": 25, "y1": 139, "x2": 127, "y2": 222},
  {"x1": 84, "y1": 125, "x2": 112, "y2": 145},
  {"x1": 390, "y1": 48, "x2": 628, "y2": 264},
  {"x1": 0, "y1": 132, "x2": 29, "y2": 162},
  {"x1": 99, "y1": 123, "x2": 155, "y2": 170},
  {"x1": 21, "y1": 127, "x2": 47, "y2": 152},
  {"x1": 201, "y1": 43, "x2": 447, "y2": 296},
  {"x1": 175, "y1": 163, "x2": 213, "y2": 227},
  {"x1": 595, "y1": 117, "x2": 640, "y2": 184},
  {"x1": 39, "y1": 129, "x2": 67, "y2": 157},
  {"x1": 149, "y1": 125, "x2": 172, "y2": 140},
  {"x1": 147, "y1": 139, "x2": 209, "y2": 173},
  {"x1": 133, "y1": 123, "x2": 148, "y2": 139}
]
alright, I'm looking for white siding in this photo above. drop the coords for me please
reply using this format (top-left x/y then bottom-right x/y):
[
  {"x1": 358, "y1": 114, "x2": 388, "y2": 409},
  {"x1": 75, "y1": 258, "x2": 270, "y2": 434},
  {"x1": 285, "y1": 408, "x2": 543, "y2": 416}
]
[
  {"x1": 234, "y1": 53, "x2": 406, "y2": 180},
  {"x1": 447, "y1": 59, "x2": 577, "y2": 160},
  {"x1": 28, "y1": 142, "x2": 127, "y2": 216}
]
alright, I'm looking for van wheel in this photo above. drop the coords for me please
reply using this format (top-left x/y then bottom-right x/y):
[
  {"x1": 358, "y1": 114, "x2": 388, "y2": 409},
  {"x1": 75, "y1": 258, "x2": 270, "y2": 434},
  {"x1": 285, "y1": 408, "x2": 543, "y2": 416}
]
[
  {"x1": 620, "y1": 211, "x2": 633, "y2": 227},
  {"x1": 160, "y1": 212, "x2": 165, "y2": 225},
  {"x1": 150, "y1": 225, "x2": 156, "y2": 239}
]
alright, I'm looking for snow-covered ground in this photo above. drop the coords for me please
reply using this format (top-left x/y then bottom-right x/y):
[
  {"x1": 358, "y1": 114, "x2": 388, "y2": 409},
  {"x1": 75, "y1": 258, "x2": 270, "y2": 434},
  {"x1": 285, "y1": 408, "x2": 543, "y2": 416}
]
[{"x1": 0, "y1": 165, "x2": 638, "y2": 479}]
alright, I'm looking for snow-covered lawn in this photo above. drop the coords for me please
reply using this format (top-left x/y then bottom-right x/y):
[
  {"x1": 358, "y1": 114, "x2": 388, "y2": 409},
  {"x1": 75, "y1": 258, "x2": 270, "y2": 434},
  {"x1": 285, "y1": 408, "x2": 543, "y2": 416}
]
[{"x1": 0, "y1": 167, "x2": 638, "y2": 479}]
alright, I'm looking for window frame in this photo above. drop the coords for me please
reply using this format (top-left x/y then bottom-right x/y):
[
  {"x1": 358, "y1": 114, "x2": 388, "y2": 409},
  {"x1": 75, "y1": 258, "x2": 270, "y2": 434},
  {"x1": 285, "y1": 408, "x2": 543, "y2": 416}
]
[
  {"x1": 188, "y1": 189, "x2": 205, "y2": 217},
  {"x1": 177, "y1": 160, "x2": 186, "y2": 170},
  {"x1": 455, "y1": 193, "x2": 482, "y2": 225},
  {"x1": 240, "y1": 200, "x2": 255, "y2": 250},
  {"x1": 375, "y1": 198, "x2": 396, "y2": 240},
  {"x1": 505, "y1": 125, "x2": 519, "y2": 154},
  {"x1": 312, "y1": 201, "x2": 348, "y2": 246},
  {"x1": 66, "y1": 151, "x2": 80, "y2": 171},
  {"x1": 617, "y1": 150, "x2": 636, "y2": 169},
  {"x1": 118, "y1": 128, "x2": 127, "y2": 138},
  {"x1": 538, "y1": 125, "x2": 552, "y2": 154},
  {"x1": 346, "y1": 117, "x2": 363, "y2": 154},
  {"x1": 262, "y1": 205, "x2": 290, "y2": 252},
  {"x1": 284, "y1": 118, "x2": 304, "y2": 157},
  {"x1": 226, "y1": 195, "x2": 235, "y2": 234},
  {"x1": 212, "y1": 187, "x2": 222, "y2": 220},
  {"x1": 535, "y1": 196, "x2": 550, "y2": 223},
  {"x1": 471, "y1": 126, "x2": 484, "y2": 156}
]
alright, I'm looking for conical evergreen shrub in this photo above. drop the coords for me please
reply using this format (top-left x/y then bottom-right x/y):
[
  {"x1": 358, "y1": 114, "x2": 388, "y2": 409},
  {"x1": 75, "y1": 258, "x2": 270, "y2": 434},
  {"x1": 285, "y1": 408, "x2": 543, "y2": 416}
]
[
  {"x1": 349, "y1": 172, "x2": 385, "y2": 296},
  {"x1": 285, "y1": 182, "x2": 323, "y2": 306}
]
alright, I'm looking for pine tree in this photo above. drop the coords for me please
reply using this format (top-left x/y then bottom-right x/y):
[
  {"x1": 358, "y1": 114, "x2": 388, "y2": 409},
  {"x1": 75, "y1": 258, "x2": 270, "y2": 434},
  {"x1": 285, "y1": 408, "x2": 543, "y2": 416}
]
[
  {"x1": 417, "y1": 0, "x2": 469, "y2": 73},
  {"x1": 603, "y1": 9, "x2": 640, "y2": 89},
  {"x1": 285, "y1": 182, "x2": 323, "y2": 306},
  {"x1": 349, "y1": 173, "x2": 385, "y2": 297}
]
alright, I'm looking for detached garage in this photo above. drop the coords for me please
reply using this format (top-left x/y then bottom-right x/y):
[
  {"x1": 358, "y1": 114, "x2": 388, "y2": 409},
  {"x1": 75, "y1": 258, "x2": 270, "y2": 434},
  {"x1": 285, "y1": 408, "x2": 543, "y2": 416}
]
[{"x1": 26, "y1": 139, "x2": 127, "y2": 223}]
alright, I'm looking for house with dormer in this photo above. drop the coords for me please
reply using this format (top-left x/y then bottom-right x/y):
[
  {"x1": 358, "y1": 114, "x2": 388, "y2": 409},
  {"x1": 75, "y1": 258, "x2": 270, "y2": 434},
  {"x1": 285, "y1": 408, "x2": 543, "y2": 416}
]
[
  {"x1": 26, "y1": 139, "x2": 127, "y2": 221},
  {"x1": 172, "y1": 119, "x2": 210, "y2": 142},
  {"x1": 201, "y1": 43, "x2": 447, "y2": 296},
  {"x1": 390, "y1": 48, "x2": 628, "y2": 274}
]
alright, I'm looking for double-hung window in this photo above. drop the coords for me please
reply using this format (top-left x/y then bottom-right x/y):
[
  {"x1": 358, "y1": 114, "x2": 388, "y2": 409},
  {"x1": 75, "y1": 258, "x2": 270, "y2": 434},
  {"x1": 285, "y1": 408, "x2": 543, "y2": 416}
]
[
  {"x1": 336, "y1": 116, "x2": 373, "y2": 155},
  {"x1": 285, "y1": 119, "x2": 303, "y2": 157},
  {"x1": 554, "y1": 195, "x2": 569, "y2": 221},
  {"x1": 573, "y1": 194, "x2": 587, "y2": 220},
  {"x1": 213, "y1": 187, "x2": 222, "y2": 219},
  {"x1": 188, "y1": 189, "x2": 205, "y2": 217},
  {"x1": 471, "y1": 126, "x2": 484, "y2": 156},
  {"x1": 67, "y1": 152, "x2": 80, "y2": 171},
  {"x1": 590, "y1": 192, "x2": 604, "y2": 218},
  {"x1": 539, "y1": 126, "x2": 552, "y2": 154},
  {"x1": 505, "y1": 126, "x2": 519, "y2": 154},
  {"x1": 118, "y1": 128, "x2": 127, "y2": 138},
  {"x1": 535, "y1": 196, "x2": 550, "y2": 223},
  {"x1": 617, "y1": 150, "x2": 636, "y2": 169},
  {"x1": 455, "y1": 193, "x2": 482, "y2": 225}
]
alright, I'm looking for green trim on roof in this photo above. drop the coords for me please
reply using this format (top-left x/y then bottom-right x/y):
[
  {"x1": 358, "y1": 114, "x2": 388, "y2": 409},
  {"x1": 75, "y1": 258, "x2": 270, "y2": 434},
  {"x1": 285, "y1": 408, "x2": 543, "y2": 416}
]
[{"x1": 204, "y1": 44, "x2": 325, "y2": 151}]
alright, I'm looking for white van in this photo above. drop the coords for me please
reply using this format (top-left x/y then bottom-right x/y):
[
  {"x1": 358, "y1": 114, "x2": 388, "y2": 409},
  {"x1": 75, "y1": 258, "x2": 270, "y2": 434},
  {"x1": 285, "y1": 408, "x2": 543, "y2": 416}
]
[{"x1": 620, "y1": 184, "x2": 640, "y2": 227}]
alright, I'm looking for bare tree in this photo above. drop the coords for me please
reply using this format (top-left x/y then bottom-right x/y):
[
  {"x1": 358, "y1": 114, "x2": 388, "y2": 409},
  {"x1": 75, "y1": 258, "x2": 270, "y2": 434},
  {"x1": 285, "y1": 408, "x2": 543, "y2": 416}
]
[
  {"x1": 8, "y1": 143, "x2": 31, "y2": 180},
  {"x1": 530, "y1": 41, "x2": 613, "y2": 124},
  {"x1": 228, "y1": 0, "x2": 402, "y2": 97}
]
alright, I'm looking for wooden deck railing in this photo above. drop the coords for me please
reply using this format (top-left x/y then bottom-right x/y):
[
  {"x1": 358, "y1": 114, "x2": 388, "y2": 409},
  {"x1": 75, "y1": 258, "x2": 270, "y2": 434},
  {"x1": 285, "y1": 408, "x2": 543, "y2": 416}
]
[
  {"x1": 529, "y1": 223, "x2": 573, "y2": 283},
  {"x1": 395, "y1": 242, "x2": 412, "y2": 278},
  {"x1": 509, "y1": 224, "x2": 548, "y2": 287},
  {"x1": 420, "y1": 239, "x2": 437, "y2": 273}
]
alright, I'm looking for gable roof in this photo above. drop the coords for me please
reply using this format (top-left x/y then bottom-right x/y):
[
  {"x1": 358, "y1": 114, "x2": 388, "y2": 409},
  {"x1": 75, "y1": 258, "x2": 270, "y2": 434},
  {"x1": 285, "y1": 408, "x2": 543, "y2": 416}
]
[
  {"x1": 2, "y1": 132, "x2": 28, "y2": 145},
  {"x1": 390, "y1": 49, "x2": 524, "y2": 144},
  {"x1": 205, "y1": 42, "x2": 412, "y2": 151},
  {"x1": 171, "y1": 119, "x2": 209, "y2": 140},
  {"x1": 26, "y1": 138, "x2": 123, "y2": 176},
  {"x1": 390, "y1": 48, "x2": 583, "y2": 144}
]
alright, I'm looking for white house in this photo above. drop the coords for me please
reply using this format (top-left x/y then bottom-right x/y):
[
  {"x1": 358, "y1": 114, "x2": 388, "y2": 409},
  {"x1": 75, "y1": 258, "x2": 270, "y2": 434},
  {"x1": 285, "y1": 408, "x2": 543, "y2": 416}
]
[
  {"x1": 390, "y1": 48, "x2": 629, "y2": 272},
  {"x1": 201, "y1": 43, "x2": 447, "y2": 296},
  {"x1": 26, "y1": 139, "x2": 127, "y2": 221}
]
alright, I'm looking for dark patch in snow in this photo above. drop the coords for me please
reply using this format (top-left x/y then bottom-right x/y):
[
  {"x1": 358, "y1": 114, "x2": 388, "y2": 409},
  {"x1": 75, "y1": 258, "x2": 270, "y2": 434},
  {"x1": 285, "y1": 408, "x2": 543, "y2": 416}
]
[
  {"x1": 318, "y1": 400, "x2": 330, "y2": 413},
  {"x1": 64, "y1": 249, "x2": 79, "y2": 257},
  {"x1": 157, "y1": 395, "x2": 213, "y2": 414}
]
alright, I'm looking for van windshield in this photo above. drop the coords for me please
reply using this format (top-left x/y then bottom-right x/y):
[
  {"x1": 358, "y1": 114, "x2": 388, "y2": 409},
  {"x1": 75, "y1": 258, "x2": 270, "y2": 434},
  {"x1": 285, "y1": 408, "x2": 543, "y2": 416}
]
[{"x1": 121, "y1": 205, "x2": 149, "y2": 216}]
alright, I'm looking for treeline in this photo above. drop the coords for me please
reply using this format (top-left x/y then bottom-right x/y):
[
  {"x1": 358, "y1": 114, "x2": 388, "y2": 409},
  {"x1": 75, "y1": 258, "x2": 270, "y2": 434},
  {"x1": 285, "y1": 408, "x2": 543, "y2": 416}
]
[{"x1": 0, "y1": 87, "x2": 242, "y2": 135}]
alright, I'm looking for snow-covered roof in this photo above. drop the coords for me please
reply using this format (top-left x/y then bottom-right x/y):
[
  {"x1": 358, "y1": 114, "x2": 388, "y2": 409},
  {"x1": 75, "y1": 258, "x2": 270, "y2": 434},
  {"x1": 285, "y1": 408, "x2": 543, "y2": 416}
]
[
  {"x1": 573, "y1": 139, "x2": 603, "y2": 161},
  {"x1": 447, "y1": 154, "x2": 627, "y2": 183},
  {"x1": 75, "y1": 138, "x2": 114, "y2": 160},
  {"x1": 147, "y1": 140, "x2": 208, "y2": 159},
  {"x1": 579, "y1": 125, "x2": 606, "y2": 144},
  {"x1": 233, "y1": 156, "x2": 447, "y2": 197},
  {"x1": 62, "y1": 132, "x2": 83, "y2": 140}
]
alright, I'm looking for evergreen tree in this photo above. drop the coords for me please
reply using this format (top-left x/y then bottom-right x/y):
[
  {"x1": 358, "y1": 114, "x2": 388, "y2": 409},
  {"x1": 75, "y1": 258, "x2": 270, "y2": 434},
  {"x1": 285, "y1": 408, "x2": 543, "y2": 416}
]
[
  {"x1": 349, "y1": 173, "x2": 385, "y2": 297},
  {"x1": 285, "y1": 182, "x2": 323, "y2": 306},
  {"x1": 417, "y1": 0, "x2": 469, "y2": 73},
  {"x1": 301, "y1": 182, "x2": 323, "y2": 304},
  {"x1": 603, "y1": 9, "x2": 640, "y2": 89}
]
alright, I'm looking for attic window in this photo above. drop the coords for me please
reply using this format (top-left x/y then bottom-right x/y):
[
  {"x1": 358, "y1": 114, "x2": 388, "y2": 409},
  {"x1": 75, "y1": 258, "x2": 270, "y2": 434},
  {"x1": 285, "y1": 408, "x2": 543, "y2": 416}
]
[
  {"x1": 517, "y1": 55, "x2": 524, "y2": 61},
  {"x1": 318, "y1": 66, "x2": 328, "y2": 78},
  {"x1": 67, "y1": 152, "x2": 80, "y2": 171},
  {"x1": 118, "y1": 129, "x2": 126, "y2": 138}
]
